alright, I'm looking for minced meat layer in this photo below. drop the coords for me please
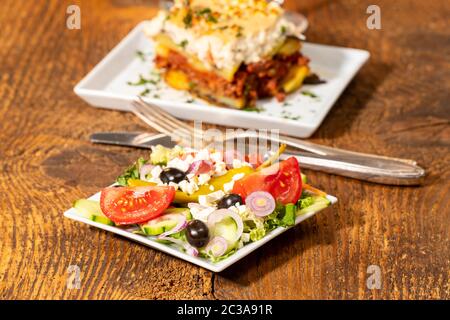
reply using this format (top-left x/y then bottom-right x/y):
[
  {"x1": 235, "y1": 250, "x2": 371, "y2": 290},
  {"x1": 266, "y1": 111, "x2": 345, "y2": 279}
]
[{"x1": 155, "y1": 50, "x2": 309, "y2": 105}]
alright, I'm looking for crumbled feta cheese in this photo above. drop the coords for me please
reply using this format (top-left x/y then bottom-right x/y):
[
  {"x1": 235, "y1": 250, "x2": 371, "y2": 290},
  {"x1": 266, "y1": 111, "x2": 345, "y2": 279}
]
[
  {"x1": 198, "y1": 190, "x2": 225, "y2": 206},
  {"x1": 184, "y1": 154, "x2": 195, "y2": 165},
  {"x1": 198, "y1": 173, "x2": 211, "y2": 185},
  {"x1": 223, "y1": 180, "x2": 235, "y2": 193},
  {"x1": 167, "y1": 157, "x2": 189, "y2": 172},
  {"x1": 213, "y1": 161, "x2": 227, "y2": 176},
  {"x1": 150, "y1": 165, "x2": 162, "y2": 179},
  {"x1": 233, "y1": 159, "x2": 253, "y2": 169},
  {"x1": 209, "y1": 185, "x2": 215, "y2": 191},
  {"x1": 232, "y1": 159, "x2": 243, "y2": 169},
  {"x1": 186, "y1": 173, "x2": 198, "y2": 185},
  {"x1": 210, "y1": 151, "x2": 223, "y2": 163},
  {"x1": 241, "y1": 233, "x2": 251, "y2": 243},
  {"x1": 168, "y1": 182, "x2": 179, "y2": 189},
  {"x1": 232, "y1": 173, "x2": 245, "y2": 181},
  {"x1": 188, "y1": 203, "x2": 216, "y2": 223},
  {"x1": 236, "y1": 205, "x2": 248, "y2": 215},
  {"x1": 194, "y1": 149, "x2": 210, "y2": 161},
  {"x1": 178, "y1": 180, "x2": 199, "y2": 195}
]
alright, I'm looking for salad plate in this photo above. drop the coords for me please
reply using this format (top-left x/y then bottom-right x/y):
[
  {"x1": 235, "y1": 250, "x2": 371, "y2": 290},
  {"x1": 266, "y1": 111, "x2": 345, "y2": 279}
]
[
  {"x1": 74, "y1": 20, "x2": 369, "y2": 138},
  {"x1": 64, "y1": 145, "x2": 337, "y2": 272}
]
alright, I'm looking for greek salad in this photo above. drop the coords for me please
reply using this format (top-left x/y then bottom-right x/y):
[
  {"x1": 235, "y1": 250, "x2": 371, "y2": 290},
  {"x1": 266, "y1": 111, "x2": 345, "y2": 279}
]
[{"x1": 72, "y1": 145, "x2": 331, "y2": 262}]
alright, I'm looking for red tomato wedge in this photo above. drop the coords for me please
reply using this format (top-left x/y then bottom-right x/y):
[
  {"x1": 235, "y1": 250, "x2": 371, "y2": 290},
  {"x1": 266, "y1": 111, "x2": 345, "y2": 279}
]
[
  {"x1": 100, "y1": 185, "x2": 175, "y2": 225},
  {"x1": 232, "y1": 157, "x2": 302, "y2": 205}
]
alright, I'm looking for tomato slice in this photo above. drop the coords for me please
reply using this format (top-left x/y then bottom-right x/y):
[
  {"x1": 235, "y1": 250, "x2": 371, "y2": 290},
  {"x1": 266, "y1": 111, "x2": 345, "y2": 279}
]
[
  {"x1": 232, "y1": 157, "x2": 302, "y2": 205},
  {"x1": 100, "y1": 185, "x2": 175, "y2": 225}
]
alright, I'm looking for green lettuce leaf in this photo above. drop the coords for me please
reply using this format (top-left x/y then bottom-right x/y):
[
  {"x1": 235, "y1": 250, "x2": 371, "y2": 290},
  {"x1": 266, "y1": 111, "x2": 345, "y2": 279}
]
[{"x1": 116, "y1": 157, "x2": 147, "y2": 186}]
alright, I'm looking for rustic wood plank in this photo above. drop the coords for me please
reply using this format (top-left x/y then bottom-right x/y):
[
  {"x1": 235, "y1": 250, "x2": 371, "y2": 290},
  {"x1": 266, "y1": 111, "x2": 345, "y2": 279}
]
[{"x1": 0, "y1": 0, "x2": 448, "y2": 300}]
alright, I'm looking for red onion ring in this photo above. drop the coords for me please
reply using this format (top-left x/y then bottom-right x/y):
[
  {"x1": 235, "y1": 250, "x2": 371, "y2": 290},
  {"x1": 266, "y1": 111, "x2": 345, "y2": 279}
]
[
  {"x1": 156, "y1": 213, "x2": 188, "y2": 238},
  {"x1": 205, "y1": 236, "x2": 228, "y2": 257},
  {"x1": 158, "y1": 236, "x2": 199, "y2": 257},
  {"x1": 207, "y1": 209, "x2": 243, "y2": 243},
  {"x1": 139, "y1": 164, "x2": 154, "y2": 180},
  {"x1": 245, "y1": 191, "x2": 276, "y2": 217}
]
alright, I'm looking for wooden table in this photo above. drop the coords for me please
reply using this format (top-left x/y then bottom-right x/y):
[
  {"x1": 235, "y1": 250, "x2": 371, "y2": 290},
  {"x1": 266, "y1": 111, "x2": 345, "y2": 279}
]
[{"x1": 0, "y1": 0, "x2": 448, "y2": 300}]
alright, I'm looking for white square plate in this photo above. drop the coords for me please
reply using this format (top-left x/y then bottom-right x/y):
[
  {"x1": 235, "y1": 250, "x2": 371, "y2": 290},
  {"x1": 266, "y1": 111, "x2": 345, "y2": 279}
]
[
  {"x1": 64, "y1": 191, "x2": 337, "y2": 272},
  {"x1": 74, "y1": 22, "x2": 369, "y2": 138}
]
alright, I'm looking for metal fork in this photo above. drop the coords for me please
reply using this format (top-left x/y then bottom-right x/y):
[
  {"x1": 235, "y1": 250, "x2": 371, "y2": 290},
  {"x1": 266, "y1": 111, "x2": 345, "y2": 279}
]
[{"x1": 130, "y1": 97, "x2": 425, "y2": 185}]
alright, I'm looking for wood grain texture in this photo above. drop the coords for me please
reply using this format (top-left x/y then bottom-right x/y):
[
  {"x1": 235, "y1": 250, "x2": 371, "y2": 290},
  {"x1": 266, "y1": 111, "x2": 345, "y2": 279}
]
[{"x1": 0, "y1": 0, "x2": 448, "y2": 300}]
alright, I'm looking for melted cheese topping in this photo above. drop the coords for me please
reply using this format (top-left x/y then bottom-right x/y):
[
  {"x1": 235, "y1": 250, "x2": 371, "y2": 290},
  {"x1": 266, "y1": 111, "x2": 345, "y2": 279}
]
[{"x1": 144, "y1": 0, "x2": 307, "y2": 70}]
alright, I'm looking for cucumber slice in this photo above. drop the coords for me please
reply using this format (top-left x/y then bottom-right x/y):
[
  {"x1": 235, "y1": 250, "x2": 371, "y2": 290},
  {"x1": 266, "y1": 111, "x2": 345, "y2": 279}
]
[
  {"x1": 211, "y1": 217, "x2": 238, "y2": 248},
  {"x1": 141, "y1": 218, "x2": 178, "y2": 236},
  {"x1": 73, "y1": 199, "x2": 114, "y2": 226},
  {"x1": 139, "y1": 209, "x2": 191, "y2": 236},
  {"x1": 296, "y1": 196, "x2": 331, "y2": 216},
  {"x1": 164, "y1": 207, "x2": 192, "y2": 220}
]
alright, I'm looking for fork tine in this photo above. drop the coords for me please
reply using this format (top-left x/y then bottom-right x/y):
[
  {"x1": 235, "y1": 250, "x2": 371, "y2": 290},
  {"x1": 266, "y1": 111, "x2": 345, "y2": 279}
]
[
  {"x1": 137, "y1": 97, "x2": 196, "y2": 134},
  {"x1": 132, "y1": 100, "x2": 191, "y2": 138},
  {"x1": 135, "y1": 102, "x2": 187, "y2": 132},
  {"x1": 137, "y1": 97, "x2": 205, "y2": 138},
  {"x1": 131, "y1": 101, "x2": 194, "y2": 147},
  {"x1": 134, "y1": 98, "x2": 209, "y2": 149},
  {"x1": 130, "y1": 102, "x2": 174, "y2": 137}
]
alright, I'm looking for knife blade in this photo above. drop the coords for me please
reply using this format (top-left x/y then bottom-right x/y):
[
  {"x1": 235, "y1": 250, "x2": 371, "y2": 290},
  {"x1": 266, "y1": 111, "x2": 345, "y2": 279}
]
[{"x1": 90, "y1": 132, "x2": 176, "y2": 149}]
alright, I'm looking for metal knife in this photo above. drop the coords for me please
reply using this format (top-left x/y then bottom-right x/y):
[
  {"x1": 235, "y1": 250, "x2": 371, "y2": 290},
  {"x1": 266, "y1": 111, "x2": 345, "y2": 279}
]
[
  {"x1": 90, "y1": 132, "x2": 176, "y2": 149},
  {"x1": 90, "y1": 132, "x2": 425, "y2": 186}
]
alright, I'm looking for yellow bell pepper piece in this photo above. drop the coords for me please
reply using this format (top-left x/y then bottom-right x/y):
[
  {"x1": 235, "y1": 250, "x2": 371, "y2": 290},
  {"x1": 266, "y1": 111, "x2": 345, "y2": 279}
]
[{"x1": 126, "y1": 166, "x2": 254, "y2": 204}]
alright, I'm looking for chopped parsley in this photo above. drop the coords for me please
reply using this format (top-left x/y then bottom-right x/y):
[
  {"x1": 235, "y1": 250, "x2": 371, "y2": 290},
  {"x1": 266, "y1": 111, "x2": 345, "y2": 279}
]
[
  {"x1": 179, "y1": 39, "x2": 188, "y2": 48},
  {"x1": 301, "y1": 91, "x2": 319, "y2": 98},
  {"x1": 281, "y1": 110, "x2": 301, "y2": 120},
  {"x1": 183, "y1": 10, "x2": 193, "y2": 28},
  {"x1": 281, "y1": 25, "x2": 287, "y2": 35},
  {"x1": 236, "y1": 26, "x2": 244, "y2": 38},
  {"x1": 197, "y1": 8, "x2": 212, "y2": 15},
  {"x1": 135, "y1": 50, "x2": 146, "y2": 62},
  {"x1": 139, "y1": 88, "x2": 150, "y2": 97},
  {"x1": 196, "y1": 8, "x2": 217, "y2": 23},
  {"x1": 127, "y1": 74, "x2": 159, "y2": 86},
  {"x1": 241, "y1": 106, "x2": 265, "y2": 113}
]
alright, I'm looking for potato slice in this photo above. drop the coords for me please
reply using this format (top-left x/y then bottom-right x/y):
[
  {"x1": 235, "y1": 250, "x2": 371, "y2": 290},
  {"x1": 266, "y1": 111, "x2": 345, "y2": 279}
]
[
  {"x1": 277, "y1": 37, "x2": 302, "y2": 56},
  {"x1": 164, "y1": 70, "x2": 190, "y2": 90}
]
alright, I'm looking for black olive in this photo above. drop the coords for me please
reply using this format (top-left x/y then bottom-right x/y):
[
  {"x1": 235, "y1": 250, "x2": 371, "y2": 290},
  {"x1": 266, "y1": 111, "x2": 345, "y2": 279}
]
[
  {"x1": 217, "y1": 194, "x2": 243, "y2": 209},
  {"x1": 159, "y1": 167, "x2": 186, "y2": 184},
  {"x1": 186, "y1": 220, "x2": 209, "y2": 248}
]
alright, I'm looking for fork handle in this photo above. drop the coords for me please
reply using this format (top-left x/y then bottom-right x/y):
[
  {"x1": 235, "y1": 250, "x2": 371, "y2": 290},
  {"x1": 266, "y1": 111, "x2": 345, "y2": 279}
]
[{"x1": 281, "y1": 152, "x2": 425, "y2": 185}]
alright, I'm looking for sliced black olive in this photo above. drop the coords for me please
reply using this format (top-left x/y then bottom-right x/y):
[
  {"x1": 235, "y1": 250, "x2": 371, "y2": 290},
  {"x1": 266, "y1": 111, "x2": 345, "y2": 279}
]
[
  {"x1": 159, "y1": 167, "x2": 186, "y2": 184},
  {"x1": 217, "y1": 194, "x2": 243, "y2": 209},
  {"x1": 186, "y1": 220, "x2": 209, "y2": 248}
]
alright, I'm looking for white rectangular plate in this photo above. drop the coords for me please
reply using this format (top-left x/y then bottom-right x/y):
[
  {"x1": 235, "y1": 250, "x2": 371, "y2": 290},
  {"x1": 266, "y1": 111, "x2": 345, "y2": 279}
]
[
  {"x1": 64, "y1": 191, "x2": 337, "y2": 272},
  {"x1": 74, "y1": 21, "x2": 369, "y2": 138}
]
